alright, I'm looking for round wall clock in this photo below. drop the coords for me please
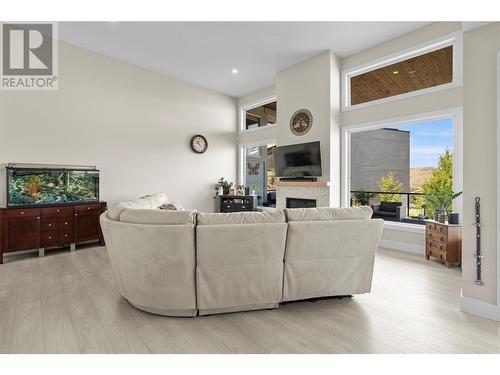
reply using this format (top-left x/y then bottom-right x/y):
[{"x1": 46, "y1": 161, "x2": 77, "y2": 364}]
[
  {"x1": 190, "y1": 134, "x2": 208, "y2": 154},
  {"x1": 290, "y1": 109, "x2": 313, "y2": 136}
]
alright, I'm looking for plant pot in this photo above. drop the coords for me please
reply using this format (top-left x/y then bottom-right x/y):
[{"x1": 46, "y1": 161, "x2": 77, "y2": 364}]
[
  {"x1": 223, "y1": 187, "x2": 230, "y2": 195},
  {"x1": 448, "y1": 212, "x2": 459, "y2": 224},
  {"x1": 434, "y1": 209, "x2": 446, "y2": 223}
]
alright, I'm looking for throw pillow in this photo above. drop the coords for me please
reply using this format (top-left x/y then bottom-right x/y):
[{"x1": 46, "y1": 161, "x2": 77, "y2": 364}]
[{"x1": 159, "y1": 202, "x2": 184, "y2": 211}]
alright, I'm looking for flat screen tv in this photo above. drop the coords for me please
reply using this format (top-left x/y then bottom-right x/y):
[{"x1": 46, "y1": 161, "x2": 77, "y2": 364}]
[{"x1": 273, "y1": 141, "x2": 322, "y2": 178}]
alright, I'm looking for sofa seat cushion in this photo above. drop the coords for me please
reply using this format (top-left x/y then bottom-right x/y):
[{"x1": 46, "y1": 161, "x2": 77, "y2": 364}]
[
  {"x1": 119, "y1": 208, "x2": 195, "y2": 225},
  {"x1": 196, "y1": 211, "x2": 286, "y2": 225},
  {"x1": 285, "y1": 206, "x2": 372, "y2": 222},
  {"x1": 107, "y1": 192, "x2": 169, "y2": 220}
]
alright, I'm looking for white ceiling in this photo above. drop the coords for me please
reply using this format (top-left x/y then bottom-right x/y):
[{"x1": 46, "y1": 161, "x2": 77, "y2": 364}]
[{"x1": 59, "y1": 22, "x2": 432, "y2": 97}]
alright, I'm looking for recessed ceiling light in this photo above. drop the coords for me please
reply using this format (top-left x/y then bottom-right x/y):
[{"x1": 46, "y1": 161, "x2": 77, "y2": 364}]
[
  {"x1": 393, "y1": 70, "x2": 399, "y2": 74},
  {"x1": 231, "y1": 68, "x2": 239, "y2": 74}
]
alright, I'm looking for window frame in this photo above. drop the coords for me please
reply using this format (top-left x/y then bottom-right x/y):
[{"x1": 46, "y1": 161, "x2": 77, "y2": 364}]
[
  {"x1": 341, "y1": 31, "x2": 463, "y2": 112},
  {"x1": 238, "y1": 139, "x2": 277, "y2": 187},
  {"x1": 239, "y1": 95, "x2": 277, "y2": 133},
  {"x1": 340, "y1": 107, "x2": 463, "y2": 233}
]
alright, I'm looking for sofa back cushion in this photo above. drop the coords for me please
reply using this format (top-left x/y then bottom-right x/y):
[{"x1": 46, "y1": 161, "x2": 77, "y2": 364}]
[
  {"x1": 196, "y1": 211, "x2": 286, "y2": 225},
  {"x1": 196, "y1": 216, "x2": 288, "y2": 313},
  {"x1": 107, "y1": 192, "x2": 169, "y2": 220},
  {"x1": 285, "y1": 206, "x2": 372, "y2": 222},
  {"x1": 379, "y1": 201, "x2": 401, "y2": 213},
  {"x1": 282, "y1": 218, "x2": 383, "y2": 301},
  {"x1": 119, "y1": 209, "x2": 195, "y2": 225}
]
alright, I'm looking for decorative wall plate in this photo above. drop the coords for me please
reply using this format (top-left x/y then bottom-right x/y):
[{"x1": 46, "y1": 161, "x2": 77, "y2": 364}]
[{"x1": 290, "y1": 109, "x2": 313, "y2": 136}]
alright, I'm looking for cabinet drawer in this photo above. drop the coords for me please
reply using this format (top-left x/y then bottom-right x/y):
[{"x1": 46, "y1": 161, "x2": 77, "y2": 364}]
[
  {"x1": 42, "y1": 219, "x2": 58, "y2": 232},
  {"x1": 426, "y1": 231, "x2": 447, "y2": 243},
  {"x1": 428, "y1": 245, "x2": 446, "y2": 260},
  {"x1": 434, "y1": 225, "x2": 447, "y2": 235},
  {"x1": 58, "y1": 218, "x2": 73, "y2": 229},
  {"x1": 74, "y1": 204, "x2": 102, "y2": 215},
  {"x1": 41, "y1": 206, "x2": 74, "y2": 219},
  {"x1": 58, "y1": 230, "x2": 73, "y2": 243},
  {"x1": 427, "y1": 239, "x2": 446, "y2": 252},
  {"x1": 426, "y1": 222, "x2": 436, "y2": 231},
  {"x1": 222, "y1": 205, "x2": 253, "y2": 212},
  {"x1": 42, "y1": 231, "x2": 58, "y2": 247},
  {"x1": 3, "y1": 208, "x2": 41, "y2": 218}
]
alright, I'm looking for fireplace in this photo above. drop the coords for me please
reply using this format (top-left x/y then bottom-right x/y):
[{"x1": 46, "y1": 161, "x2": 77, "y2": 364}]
[{"x1": 286, "y1": 197, "x2": 317, "y2": 208}]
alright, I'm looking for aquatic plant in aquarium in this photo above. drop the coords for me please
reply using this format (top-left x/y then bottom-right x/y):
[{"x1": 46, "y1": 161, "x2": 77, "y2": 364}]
[{"x1": 7, "y1": 167, "x2": 99, "y2": 206}]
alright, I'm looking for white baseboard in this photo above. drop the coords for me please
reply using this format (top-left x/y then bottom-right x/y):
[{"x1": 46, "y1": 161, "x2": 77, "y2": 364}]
[
  {"x1": 460, "y1": 292, "x2": 500, "y2": 321},
  {"x1": 378, "y1": 239, "x2": 425, "y2": 255}
]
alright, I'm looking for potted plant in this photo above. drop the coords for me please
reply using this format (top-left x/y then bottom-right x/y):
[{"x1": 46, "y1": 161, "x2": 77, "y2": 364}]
[
  {"x1": 236, "y1": 184, "x2": 246, "y2": 196},
  {"x1": 251, "y1": 184, "x2": 257, "y2": 196},
  {"x1": 353, "y1": 190, "x2": 376, "y2": 206},
  {"x1": 425, "y1": 190, "x2": 462, "y2": 223},
  {"x1": 215, "y1": 177, "x2": 233, "y2": 196}
]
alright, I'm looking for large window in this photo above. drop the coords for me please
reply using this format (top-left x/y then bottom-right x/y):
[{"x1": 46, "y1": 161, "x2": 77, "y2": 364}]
[{"x1": 344, "y1": 112, "x2": 462, "y2": 227}]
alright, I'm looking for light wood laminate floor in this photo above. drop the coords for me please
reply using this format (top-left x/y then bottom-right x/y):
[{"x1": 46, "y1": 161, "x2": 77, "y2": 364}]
[{"x1": 0, "y1": 245, "x2": 499, "y2": 354}]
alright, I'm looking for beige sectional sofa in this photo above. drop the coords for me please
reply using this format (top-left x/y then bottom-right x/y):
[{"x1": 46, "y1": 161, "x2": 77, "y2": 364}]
[{"x1": 100, "y1": 193, "x2": 384, "y2": 317}]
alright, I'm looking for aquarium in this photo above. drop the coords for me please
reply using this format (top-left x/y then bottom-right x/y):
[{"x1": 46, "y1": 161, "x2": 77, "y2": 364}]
[{"x1": 7, "y1": 167, "x2": 99, "y2": 207}]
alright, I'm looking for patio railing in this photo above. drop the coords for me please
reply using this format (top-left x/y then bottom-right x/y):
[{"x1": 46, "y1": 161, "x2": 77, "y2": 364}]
[{"x1": 350, "y1": 190, "x2": 428, "y2": 223}]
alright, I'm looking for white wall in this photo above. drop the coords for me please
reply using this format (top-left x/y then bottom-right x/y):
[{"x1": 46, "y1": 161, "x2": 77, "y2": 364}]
[
  {"x1": 276, "y1": 51, "x2": 333, "y2": 181},
  {"x1": 238, "y1": 53, "x2": 342, "y2": 206},
  {"x1": 340, "y1": 21, "x2": 500, "y2": 313},
  {"x1": 0, "y1": 41, "x2": 237, "y2": 212},
  {"x1": 462, "y1": 23, "x2": 500, "y2": 306},
  {"x1": 340, "y1": 22, "x2": 463, "y2": 252}
]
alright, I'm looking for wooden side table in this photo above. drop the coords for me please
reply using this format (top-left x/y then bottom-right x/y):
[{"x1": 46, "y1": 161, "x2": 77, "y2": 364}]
[{"x1": 425, "y1": 220, "x2": 462, "y2": 267}]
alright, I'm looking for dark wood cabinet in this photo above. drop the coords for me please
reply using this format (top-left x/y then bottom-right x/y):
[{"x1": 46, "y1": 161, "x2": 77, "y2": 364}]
[
  {"x1": 217, "y1": 195, "x2": 257, "y2": 213},
  {"x1": 3, "y1": 214, "x2": 41, "y2": 253},
  {"x1": 74, "y1": 204, "x2": 103, "y2": 243},
  {"x1": 0, "y1": 202, "x2": 106, "y2": 264}
]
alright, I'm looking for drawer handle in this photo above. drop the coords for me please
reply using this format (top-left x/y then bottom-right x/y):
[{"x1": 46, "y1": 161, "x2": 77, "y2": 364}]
[
  {"x1": 48, "y1": 236, "x2": 52, "y2": 239},
  {"x1": 87, "y1": 207, "x2": 91, "y2": 210},
  {"x1": 57, "y1": 209, "x2": 60, "y2": 213},
  {"x1": 36, "y1": 216, "x2": 40, "y2": 220},
  {"x1": 65, "y1": 234, "x2": 68, "y2": 237},
  {"x1": 21, "y1": 211, "x2": 24, "y2": 215},
  {"x1": 48, "y1": 223, "x2": 52, "y2": 227},
  {"x1": 64, "y1": 222, "x2": 68, "y2": 225},
  {"x1": 74, "y1": 214, "x2": 78, "y2": 216}
]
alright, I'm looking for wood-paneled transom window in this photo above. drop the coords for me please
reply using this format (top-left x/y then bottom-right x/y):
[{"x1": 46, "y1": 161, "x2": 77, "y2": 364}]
[{"x1": 350, "y1": 46, "x2": 453, "y2": 106}]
